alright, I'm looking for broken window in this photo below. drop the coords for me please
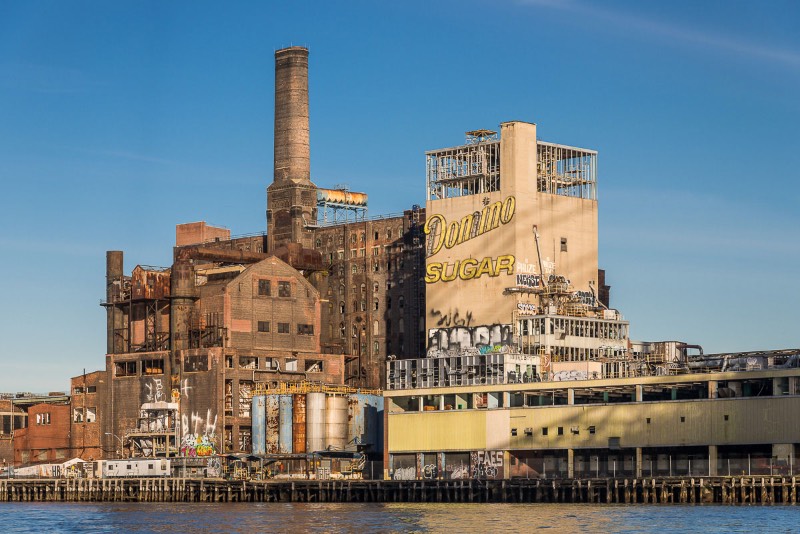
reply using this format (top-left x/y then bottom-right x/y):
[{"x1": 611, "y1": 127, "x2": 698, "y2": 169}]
[
  {"x1": 239, "y1": 356, "x2": 258, "y2": 370},
  {"x1": 305, "y1": 360, "x2": 324, "y2": 373},
  {"x1": 115, "y1": 361, "x2": 137, "y2": 377},
  {"x1": 257, "y1": 279, "x2": 271, "y2": 296},
  {"x1": 86, "y1": 407, "x2": 96, "y2": 423},
  {"x1": 73, "y1": 408, "x2": 84, "y2": 423},
  {"x1": 561, "y1": 237, "x2": 568, "y2": 252},
  {"x1": 278, "y1": 281, "x2": 291, "y2": 297},
  {"x1": 183, "y1": 354, "x2": 208, "y2": 372},
  {"x1": 142, "y1": 359, "x2": 164, "y2": 375},
  {"x1": 87, "y1": 386, "x2": 96, "y2": 393},
  {"x1": 297, "y1": 324, "x2": 314, "y2": 335},
  {"x1": 73, "y1": 387, "x2": 85, "y2": 394},
  {"x1": 238, "y1": 426, "x2": 251, "y2": 452},
  {"x1": 239, "y1": 381, "x2": 254, "y2": 417},
  {"x1": 285, "y1": 358, "x2": 298, "y2": 371}
]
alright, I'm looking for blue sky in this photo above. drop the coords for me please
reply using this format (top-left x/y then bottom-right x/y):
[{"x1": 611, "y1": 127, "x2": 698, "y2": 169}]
[{"x1": 1, "y1": 0, "x2": 798, "y2": 392}]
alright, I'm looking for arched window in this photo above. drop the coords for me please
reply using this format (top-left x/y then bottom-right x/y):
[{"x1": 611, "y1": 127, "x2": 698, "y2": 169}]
[
  {"x1": 373, "y1": 282, "x2": 379, "y2": 293},
  {"x1": 399, "y1": 296, "x2": 405, "y2": 309},
  {"x1": 339, "y1": 302, "x2": 345, "y2": 314},
  {"x1": 360, "y1": 283, "x2": 366, "y2": 294},
  {"x1": 398, "y1": 318, "x2": 405, "y2": 334},
  {"x1": 373, "y1": 320, "x2": 379, "y2": 335},
  {"x1": 374, "y1": 299, "x2": 379, "y2": 311}
]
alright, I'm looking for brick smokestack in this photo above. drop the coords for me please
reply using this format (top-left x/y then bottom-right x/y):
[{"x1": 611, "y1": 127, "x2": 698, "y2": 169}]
[
  {"x1": 273, "y1": 46, "x2": 310, "y2": 184},
  {"x1": 267, "y1": 46, "x2": 317, "y2": 253}
]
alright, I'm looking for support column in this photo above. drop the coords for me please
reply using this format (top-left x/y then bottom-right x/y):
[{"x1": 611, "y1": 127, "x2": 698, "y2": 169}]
[
  {"x1": 635, "y1": 385, "x2": 643, "y2": 402},
  {"x1": 567, "y1": 389, "x2": 575, "y2": 405},
  {"x1": 636, "y1": 447, "x2": 643, "y2": 478},
  {"x1": 709, "y1": 445, "x2": 718, "y2": 476},
  {"x1": 568, "y1": 449, "x2": 574, "y2": 478},
  {"x1": 708, "y1": 380, "x2": 718, "y2": 399},
  {"x1": 502, "y1": 391, "x2": 510, "y2": 408}
]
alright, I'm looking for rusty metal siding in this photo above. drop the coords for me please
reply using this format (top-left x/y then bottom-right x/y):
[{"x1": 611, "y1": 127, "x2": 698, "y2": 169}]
[
  {"x1": 292, "y1": 394, "x2": 306, "y2": 453},
  {"x1": 266, "y1": 394, "x2": 280, "y2": 454}
]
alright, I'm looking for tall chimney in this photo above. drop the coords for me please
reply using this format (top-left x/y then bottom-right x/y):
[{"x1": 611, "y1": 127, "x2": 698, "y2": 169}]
[
  {"x1": 105, "y1": 251, "x2": 124, "y2": 354},
  {"x1": 267, "y1": 46, "x2": 317, "y2": 253},
  {"x1": 274, "y1": 46, "x2": 310, "y2": 184}
]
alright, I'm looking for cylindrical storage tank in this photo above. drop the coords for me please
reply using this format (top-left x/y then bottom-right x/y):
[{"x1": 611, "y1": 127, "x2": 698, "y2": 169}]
[
  {"x1": 325, "y1": 395, "x2": 348, "y2": 451},
  {"x1": 251, "y1": 395, "x2": 266, "y2": 456},
  {"x1": 347, "y1": 393, "x2": 383, "y2": 453},
  {"x1": 306, "y1": 392, "x2": 326, "y2": 453},
  {"x1": 278, "y1": 395, "x2": 293, "y2": 454},
  {"x1": 266, "y1": 394, "x2": 280, "y2": 454},
  {"x1": 292, "y1": 394, "x2": 306, "y2": 454}
]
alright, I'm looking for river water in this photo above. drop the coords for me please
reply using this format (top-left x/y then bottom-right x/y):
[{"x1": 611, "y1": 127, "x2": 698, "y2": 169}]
[{"x1": 0, "y1": 502, "x2": 797, "y2": 533}]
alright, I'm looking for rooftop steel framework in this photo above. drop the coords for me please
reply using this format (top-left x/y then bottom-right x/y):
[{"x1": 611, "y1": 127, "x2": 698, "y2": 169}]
[{"x1": 426, "y1": 131, "x2": 597, "y2": 201}]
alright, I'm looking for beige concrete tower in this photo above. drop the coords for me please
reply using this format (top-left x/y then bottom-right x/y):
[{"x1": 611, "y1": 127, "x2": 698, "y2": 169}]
[{"x1": 267, "y1": 46, "x2": 317, "y2": 252}]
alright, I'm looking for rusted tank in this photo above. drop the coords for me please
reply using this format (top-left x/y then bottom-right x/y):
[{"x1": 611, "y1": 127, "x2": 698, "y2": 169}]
[
  {"x1": 278, "y1": 395, "x2": 293, "y2": 454},
  {"x1": 251, "y1": 395, "x2": 266, "y2": 456},
  {"x1": 306, "y1": 392, "x2": 326, "y2": 453},
  {"x1": 266, "y1": 394, "x2": 280, "y2": 454},
  {"x1": 292, "y1": 393, "x2": 306, "y2": 454},
  {"x1": 325, "y1": 395, "x2": 348, "y2": 451},
  {"x1": 347, "y1": 393, "x2": 384, "y2": 454}
]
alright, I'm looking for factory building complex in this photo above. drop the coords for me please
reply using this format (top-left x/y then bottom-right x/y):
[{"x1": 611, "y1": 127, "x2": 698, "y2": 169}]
[{"x1": 3, "y1": 47, "x2": 798, "y2": 482}]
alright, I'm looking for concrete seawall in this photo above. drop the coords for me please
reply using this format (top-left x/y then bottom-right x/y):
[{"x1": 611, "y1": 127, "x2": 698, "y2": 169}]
[{"x1": 0, "y1": 477, "x2": 797, "y2": 504}]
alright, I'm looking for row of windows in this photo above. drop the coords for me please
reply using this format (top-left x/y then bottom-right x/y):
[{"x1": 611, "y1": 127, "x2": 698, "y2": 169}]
[
  {"x1": 73, "y1": 407, "x2": 97, "y2": 423},
  {"x1": 256, "y1": 321, "x2": 314, "y2": 335},
  {"x1": 257, "y1": 279, "x2": 292, "y2": 297},
  {"x1": 73, "y1": 385, "x2": 97, "y2": 394},
  {"x1": 316, "y1": 229, "x2": 396, "y2": 249}
]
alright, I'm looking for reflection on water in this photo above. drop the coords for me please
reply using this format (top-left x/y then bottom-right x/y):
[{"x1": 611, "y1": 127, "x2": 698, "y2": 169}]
[{"x1": 1, "y1": 502, "x2": 797, "y2": 533}]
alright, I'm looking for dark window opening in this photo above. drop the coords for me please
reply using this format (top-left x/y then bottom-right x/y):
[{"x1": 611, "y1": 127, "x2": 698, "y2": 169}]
[
  {"x1": 278, "y1": 323, "x2": 290, "y2": 334},
  {"x1": 142, "y1": 359, "x2": 164, "y2": 375},
  {"x1": 278, "y1": 281, "x2": 291, "y2": 297},
  {"x1": 257, "y1": 321, "x2": 270, "y2": 333},
  {"x1": 257, "y1": 279, "x2": 271, "y2": 296},
  {"x1": 115, "y1": 361, "x2": 137, "y2": 377},
  {"x1": 297, "y1": 324, "x2": 314, "y2": 335}
]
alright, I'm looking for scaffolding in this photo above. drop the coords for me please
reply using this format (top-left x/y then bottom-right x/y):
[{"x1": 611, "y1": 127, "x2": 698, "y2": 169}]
[
  {"x1": 426, "y1": 131, "x2": 597, "y2": 202},
  {"x1": 537, "y1": 142, "x2": 597, "y2": 200},
  {"x1": 426, "y1": 131, "x2": 500, "y2": 200}
]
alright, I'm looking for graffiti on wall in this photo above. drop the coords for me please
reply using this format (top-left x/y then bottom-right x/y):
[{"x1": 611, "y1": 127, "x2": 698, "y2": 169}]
[
  {"x1": 392, "y1": 466, "x2": 416, "y2": 480},
  {"x1": 427, "y1": 324, "x2": 513, "y2": 357},
  {"x1": 143, "y1": 377, "x2": 165, "y2": 403},
  {"x1": 180, "y1": 433, "x2": 217, "y2": 457},
  {"x1": 181, "y1": 409, "x2": 217, "y2": 438},
  {"x1": 471, "y1": 450, "x2": 503, "y2": 480},
  {"x1": 430, "y1": 307, "x2": 474, "y2": 328}
]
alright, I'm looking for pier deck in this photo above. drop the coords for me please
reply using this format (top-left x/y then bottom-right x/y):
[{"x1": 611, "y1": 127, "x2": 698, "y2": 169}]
[{"x1": 0, "y1": 477, "x2": 797, "y2": 504}]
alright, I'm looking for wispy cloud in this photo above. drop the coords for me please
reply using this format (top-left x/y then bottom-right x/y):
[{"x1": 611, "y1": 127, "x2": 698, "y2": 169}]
[{"x1": 516, "y1": 0, "x2": 800, "y2": 69}]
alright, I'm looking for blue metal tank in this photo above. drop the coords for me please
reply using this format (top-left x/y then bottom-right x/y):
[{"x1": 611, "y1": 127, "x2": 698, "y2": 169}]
[
  {"x1": 251, "y1": 395, "x2": 266, "y2": 456},
  {"x1": 278, "y1": 394, "x2": 293, "y2": 454}
]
